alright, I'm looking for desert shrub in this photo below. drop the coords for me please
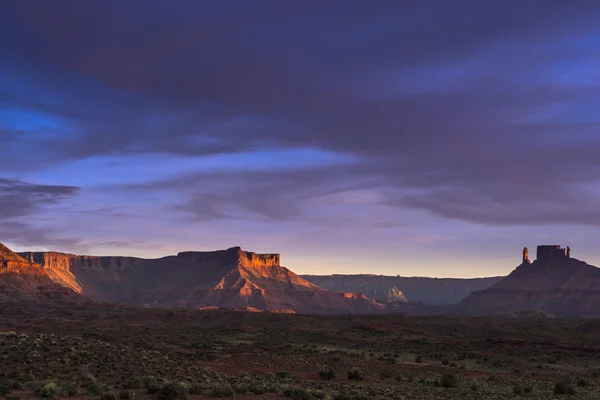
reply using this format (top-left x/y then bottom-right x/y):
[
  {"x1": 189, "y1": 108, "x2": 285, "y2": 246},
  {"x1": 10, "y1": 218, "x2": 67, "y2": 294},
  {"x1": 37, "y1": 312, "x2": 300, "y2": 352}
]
[
  {"x1": 441, "y1": 359, "x2": 450, "y2": 366},
  {"x1": 119, "y1": 391, "x2": 131, "y2": 400},
  {"x1": 132, "y1": 376, "x2": 157, "y2": 389},
  {"x1": 209, "y1": 383, "x2": 234, "y2": 398},
  {"x1": 147, "y1": 380, "x2": 163, "y2": 394},
  {"x1": 318, "y1": 370, "x2": 335, "y2": 380},
  {"x1": 188, "y1": 383, "x2": 205, "y2": 395},
  {"x1": 415, "y1": 356, "x2": 423, "y2": 363},
  {"x1": 100, "y1": 394, "x2": 116, "y2": 400},
  {"x1": 35, "y1": 381, "x2": 61, "y2": 399},
  {"x1": 347, "y1": 370, "x2": 363, "y2": 381},
  {"x1": 7, "y1": 395, "x2": 20, "y2": 400},
  {"x1": 82, "y1": 380, "x2": 103, "y2": 395},
  {"x1": 248, "y1": 383, "x2": 265, "y2": 395},
  {"x1": 158, "y1": 382, "x2": 188, "y2": 400},
  {"x1": 276, "y1": 371, "x2": 292, "y2": 379},
  {"x1": 577, "y1": 378, "x2": 588, "y2": 387},
  {"x1": 554, "y1": 379, "x2": 576, "y2": 395},
  {"x1": 513, "y1": 384, "x2": 523, "y2": 395},
  {"x1": 284, "y1": 387, "x2": 314, "y2": 400},
  {"x1": 450, "y1": 362, "x2": 458, "y2": 367},
  {"x1": 333, "y1": 395, "x2": 371, "y2": 400},
  {"x1": 233, "y1": 384, "x2": 250, "y2": 394},
  {"x1": 380, "y1": 371, "x2": 393, "y2": 379},
  {"x1": 470, "y1": 383, "x2": 477, "y2": 391},
  {"x1": 337, "y1": 395, "x2": 370, "y2": 400},
  {"x1": 6, "y1": 381, "x2": 22, "y2": 390},
  {"x1": 439, "y1": 373, "x2": 458, "y2": 388},
  {"x1": 0, "y1": 383, "x2": 11, "y2": 395},
  {"x1": 60, "y1": 382, "x2": 79, "y2": 397}
]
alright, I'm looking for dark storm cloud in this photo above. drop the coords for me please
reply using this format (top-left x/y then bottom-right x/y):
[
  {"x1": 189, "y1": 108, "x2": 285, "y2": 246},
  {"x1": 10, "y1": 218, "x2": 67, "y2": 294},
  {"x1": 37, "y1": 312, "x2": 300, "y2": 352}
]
[
  {"x1": 0, "y1": 179, "x2": 79, "y2": 218},
  {"x1": 1, "y1": 0, "x2": 600, "y2": 227}
]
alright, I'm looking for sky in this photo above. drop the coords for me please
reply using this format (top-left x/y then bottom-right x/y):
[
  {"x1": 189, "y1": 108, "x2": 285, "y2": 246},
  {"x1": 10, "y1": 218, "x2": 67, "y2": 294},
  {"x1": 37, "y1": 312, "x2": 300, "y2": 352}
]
[{"x1": 1, "y1": 1, "x2": 600, "y2": 277}]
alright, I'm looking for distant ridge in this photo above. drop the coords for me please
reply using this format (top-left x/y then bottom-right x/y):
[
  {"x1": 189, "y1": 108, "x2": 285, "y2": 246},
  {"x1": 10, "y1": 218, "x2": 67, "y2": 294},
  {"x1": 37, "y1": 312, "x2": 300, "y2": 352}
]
[{"x1": 303, "y1": 274, "x2": 502, "y2": 305}]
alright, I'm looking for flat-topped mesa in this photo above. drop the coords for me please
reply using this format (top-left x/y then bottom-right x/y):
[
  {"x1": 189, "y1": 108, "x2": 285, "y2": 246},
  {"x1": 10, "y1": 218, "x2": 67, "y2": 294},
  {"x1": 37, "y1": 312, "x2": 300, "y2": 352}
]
[
  {"x1": 536, "y1": 245, "x2": 570, "y2": 262},
  {"x1": 176, "y1": 247, "x2": 280, "y2": 268}
]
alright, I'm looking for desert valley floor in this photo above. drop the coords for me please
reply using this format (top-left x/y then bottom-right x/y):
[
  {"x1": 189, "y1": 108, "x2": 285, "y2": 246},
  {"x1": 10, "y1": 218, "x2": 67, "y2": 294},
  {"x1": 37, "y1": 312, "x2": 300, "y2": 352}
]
[{"x1": 1, "y1": 300, "x2": 600, "y2": 400}]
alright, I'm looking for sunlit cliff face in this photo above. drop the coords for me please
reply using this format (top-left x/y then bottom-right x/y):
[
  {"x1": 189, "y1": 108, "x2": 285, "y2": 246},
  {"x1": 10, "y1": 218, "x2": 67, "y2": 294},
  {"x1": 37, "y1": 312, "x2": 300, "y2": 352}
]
[{"x1": 2, "y1": 2, "x2": 600, "y2": 277}]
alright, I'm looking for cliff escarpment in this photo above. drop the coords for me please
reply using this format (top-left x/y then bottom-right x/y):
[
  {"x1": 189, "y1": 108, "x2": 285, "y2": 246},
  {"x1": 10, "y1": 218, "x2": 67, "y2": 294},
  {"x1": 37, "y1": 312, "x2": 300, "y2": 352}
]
[
  {"x1": 13, "y1": 245, "x2": 384, "y2": 314},
  {"x1": 0, "y1": 243, "x2": 80, "y2": 302}
]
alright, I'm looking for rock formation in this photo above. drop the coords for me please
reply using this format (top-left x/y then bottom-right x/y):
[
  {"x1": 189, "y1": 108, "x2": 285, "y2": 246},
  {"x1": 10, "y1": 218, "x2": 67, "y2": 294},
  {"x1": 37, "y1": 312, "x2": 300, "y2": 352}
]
[
  {"x1": 0, "y1": 243, "x2": 80, "y2": 302},
  {"x1": 14, "y1": 244, "x2": 385, "y2": 314},
  {"x1": 522, "y1": 247, "x2": 530, "y2": 264},
  {"x1": 459, "y1": 245, "x2": 600, "y2": 318},
  {"x1": 302, "y1": 274, "x2": 502, "y2": 305}
]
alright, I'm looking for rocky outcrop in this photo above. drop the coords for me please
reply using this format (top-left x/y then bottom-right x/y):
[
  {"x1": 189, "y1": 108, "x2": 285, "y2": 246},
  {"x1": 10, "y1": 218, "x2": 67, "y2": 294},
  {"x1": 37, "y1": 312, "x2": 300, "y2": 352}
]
[
  {"x1": 385, "y1": 287, "x2": 408, "y2": 303},
  {"x1": 459, "y1": 246, "x2": 600, "y2": 318},
  {"x1": 0, "y1": 243, "x2": 80, "y2": 302},
  {"x1": 303, "y1": 274, "x2": 502, "y2": 305},
  {"x1": 14, "y1": 244, "x2": 384, "y2": 314}
]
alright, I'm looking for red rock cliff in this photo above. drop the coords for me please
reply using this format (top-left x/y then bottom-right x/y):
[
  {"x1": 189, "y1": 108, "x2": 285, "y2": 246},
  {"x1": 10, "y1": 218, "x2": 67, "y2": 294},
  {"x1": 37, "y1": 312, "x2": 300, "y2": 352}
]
[{"x1": 15, "y1": 245, "x2": 383, "y2": 314}]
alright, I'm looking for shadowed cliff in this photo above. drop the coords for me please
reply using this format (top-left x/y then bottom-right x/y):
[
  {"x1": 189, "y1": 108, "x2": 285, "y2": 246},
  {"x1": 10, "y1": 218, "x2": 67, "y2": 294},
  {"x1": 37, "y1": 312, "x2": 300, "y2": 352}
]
[{"x1": 16, "y1": 245, "x2": 384, "y2": 314}]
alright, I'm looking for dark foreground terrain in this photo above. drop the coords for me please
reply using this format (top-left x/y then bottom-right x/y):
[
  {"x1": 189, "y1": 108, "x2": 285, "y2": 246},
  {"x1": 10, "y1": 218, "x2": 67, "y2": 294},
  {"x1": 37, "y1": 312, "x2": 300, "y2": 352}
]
[{"x1": 1, "y1": 300, "x2": 600, "y2": 400}]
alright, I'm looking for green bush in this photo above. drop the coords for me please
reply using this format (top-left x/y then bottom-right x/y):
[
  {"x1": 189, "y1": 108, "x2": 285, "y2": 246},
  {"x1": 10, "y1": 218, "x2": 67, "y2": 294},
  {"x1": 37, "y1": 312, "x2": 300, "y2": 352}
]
[
  {"x1": 554, "y1": 379, "x2": 576, "y2": 395},
  {"x1": 440, "y1": 373, "x2": 458, "y2": 388},
  {"x1": 119, "y1": 391, "x2": 131, "y2": 400},
  {"x1": 415, "y1": 356, "x2": 423, "y2": 363},
  {"x1": 347, "y1": 370, "x2": 363, "y2": 381},
  {"x1": 276, "y1": 371, "x2": 292, "y2": 379},
  {"x1": 35, "y1": 381, "x2": 61, "y2": 399},
  {"x1": 7, "y1": 395, "x2": 20, "y2": 400},
  {"x1": 158, "y1": 382, "x2": 188, "y2": 400},
  {"x1": 318, "y1": 370, "x2": 335, "y2": 380},
  {"x1": 441, "y1": 359, "x2": 449, "y2": 366},
  {"x1": 100, "y1": 394, "x2": 116, "y2": 400}
]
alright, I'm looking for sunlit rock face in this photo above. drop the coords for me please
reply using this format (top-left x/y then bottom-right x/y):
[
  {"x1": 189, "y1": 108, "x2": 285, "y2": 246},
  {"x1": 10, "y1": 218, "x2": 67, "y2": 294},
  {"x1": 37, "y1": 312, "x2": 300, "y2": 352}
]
[
  {"x1": 0, "y1": 243, "x2": 80, "y2": 302},
  {"x1": 14, "y1": 244, "x2": 385, "y2": 314},
  {"x1": 459, "y1": 245, "x2": 600, "y2": 318}
]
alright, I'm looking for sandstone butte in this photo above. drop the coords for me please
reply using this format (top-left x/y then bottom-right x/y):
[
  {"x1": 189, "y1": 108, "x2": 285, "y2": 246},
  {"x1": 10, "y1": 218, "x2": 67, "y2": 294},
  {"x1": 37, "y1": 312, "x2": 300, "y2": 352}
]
[
  {"x1": 1, "y1": 243, "x2": 385, "y2": 314},
  {"x1": 458, "y1": 245, "x2": 600, "y2": 318}
]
